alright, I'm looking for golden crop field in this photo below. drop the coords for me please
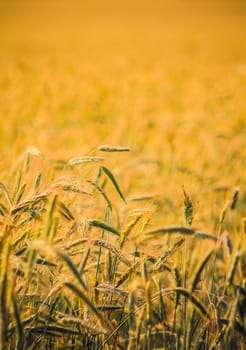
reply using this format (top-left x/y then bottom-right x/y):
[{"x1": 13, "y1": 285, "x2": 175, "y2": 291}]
[{"x1": 0, "y1": 1, "x2": 246, "y2": 349}]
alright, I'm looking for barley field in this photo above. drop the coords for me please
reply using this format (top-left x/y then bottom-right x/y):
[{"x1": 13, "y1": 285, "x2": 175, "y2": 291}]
[{"x1": 0, "y1": 1, "x2": 246, "y2": 349}]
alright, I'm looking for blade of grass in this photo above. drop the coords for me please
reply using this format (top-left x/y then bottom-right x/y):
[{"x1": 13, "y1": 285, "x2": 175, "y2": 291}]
[
  {"x1": 88, "y1": 219, "x2": 120, "y2": 236},
  {"x1": 64, "y1": 282, "x2": 112, "y2": 331},
  {"x1": 101, "y1": 166, "x2": 126, "y2": 203}
]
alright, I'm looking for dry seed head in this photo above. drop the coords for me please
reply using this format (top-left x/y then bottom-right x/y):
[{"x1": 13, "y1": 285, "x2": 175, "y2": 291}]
[
  {"x1": 223, "y1": 231, "x2": 233, "y2": 256},
  {"x1": 154, "y1": 238, "x2": 185, "y2": 271},
  {"x1": 98, "y1": 145, "x2": 130, "y2": 152},
  {"x1": 174, "y1": 266, "x2": 182, "y2": 288},
  {"x1": 227, "y1": 251, "x2": 241, "y2": 285},
  {"x1": 115, "y1": 260, "x2": 141, "y2": 288},
  {"x1": 128, "y1": 208, "x2": 152, "y2": 217},
  {"x1": 59, "y1": 315, "x2": 106, "y2": 334},
  {"x1": 231, "y1": 187, "x2": 240, "y2": 211},
  {"x1": 242, "y1": 217, "x2": 246, "y2": 235},
  {"x1": 26, "y1": 146, "x2": 41, "y2": 156},
  {"x1": 120, "y1": 215, "x2": 142, "y2": 248},
  {"x1": 95, "y1": 283, "x2": 128, "y2": 297},
  {"x1": 51, "y1": 181, "x2": 91, "y2": 195},
  {"x1": 140, "y1": 217, "x2": 151, "y2": 233},
  {"x1": 183, "y1": 186, "x2": 193, "y2": 226},
  {"x1": 33, "y1": 172, "x2": 42, "y2": 193},
  {"x1": 93, "y1": 239, "x2": 131, "y2": 266},
  {"x1": 68, "y1": 156, "x2": 104, "y2": 165},
  {"x1": 173, "y1": 266, "x2": 182, "y2": 309},
  {"x1": 219, "y1": 201, "x2": 230, "y2": 224}
]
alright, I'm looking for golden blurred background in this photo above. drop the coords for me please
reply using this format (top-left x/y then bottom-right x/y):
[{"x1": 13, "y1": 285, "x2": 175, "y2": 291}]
[{"x1": 0, "y1": 0, "x2": 245, "y2": 228}]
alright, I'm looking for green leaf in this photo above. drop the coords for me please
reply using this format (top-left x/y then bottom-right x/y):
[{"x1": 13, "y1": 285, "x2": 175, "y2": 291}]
[
  {"x1": 88, "y1": 219, "x2": 120, "y2": 236},
  {"x1": 101, "y1": 166, "x2": 126, "y2": 203},
  {"x1": 56, "y1": 249, "x2": 87, "y2": 290},
  {"x1": 64, "y1": 282, "x2": 112, "y2": 331}
]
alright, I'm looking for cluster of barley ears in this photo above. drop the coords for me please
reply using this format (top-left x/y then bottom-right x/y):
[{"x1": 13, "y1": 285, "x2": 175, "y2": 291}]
[{"x1": 0, "y1": 148, "x2": 245, "y2": 350}]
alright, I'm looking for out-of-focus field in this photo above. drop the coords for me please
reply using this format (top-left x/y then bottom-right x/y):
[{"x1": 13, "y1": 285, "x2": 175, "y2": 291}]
[
  {"x1": 0, "y1": 1, "x2": 246, "y2": 349},
  {"x1": 0, "y1": 0, "x2": 246, "y2": 225}
]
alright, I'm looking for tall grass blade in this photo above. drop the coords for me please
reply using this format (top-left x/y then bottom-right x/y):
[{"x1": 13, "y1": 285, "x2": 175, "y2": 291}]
[
  {"x1": 191, "y1": 250, "x2": 214, "y2": 292},
  {"x1": 101, "y1": 166, "x2": 126, "y2": 203},
  {"x1": 11, "y1": 292, "x2": 24, "y2": 350},
  {"x1": 64, "y1": 282, "x2": 112, "y2": 331},
  {"x1": 88, "y1": 219, "x2": 120, "y2": 236},
  {"x1": 78, "y1": 248, "x2": 91, "y2": 275},
  {"x1": 172, "y1": 287, "x2": 209, "y2": 319},
  {"x1": 87, "y1": 180, "x2": 112, "y2": 210},
  {"x1": 144, "y1": 226, "x2": 195, "y2": 236},
  {"x1": 56, "y1": 249, "x2": 87, "y2": 290}
]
